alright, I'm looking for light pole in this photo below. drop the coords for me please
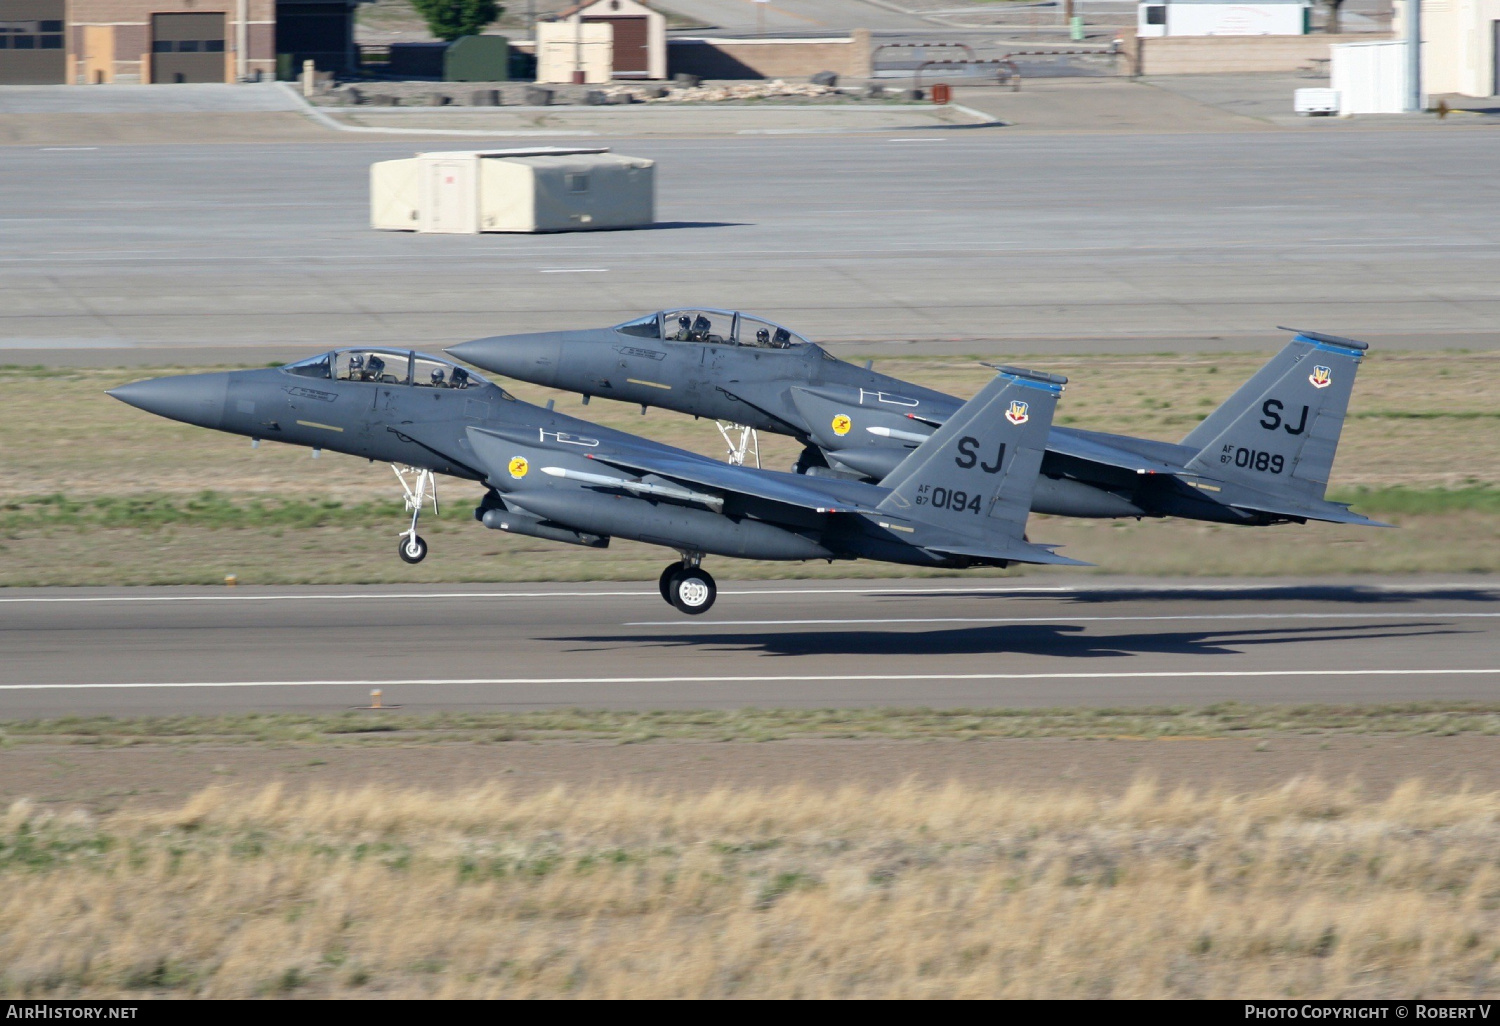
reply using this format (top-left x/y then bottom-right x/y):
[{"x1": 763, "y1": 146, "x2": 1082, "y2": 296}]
[{"x1": 1405, "y1": 0, "x2": 1421, "y2": 112}]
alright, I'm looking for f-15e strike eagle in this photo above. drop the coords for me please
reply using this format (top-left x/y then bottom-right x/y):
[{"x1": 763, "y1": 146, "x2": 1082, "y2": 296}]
[
  {"x1": 109, "y1": 316, "x2": 1382, "y2": 616},
  {"x1": 448, "y1": 312, "x2": 1383, "y2": 531},
  {"x1": 109, "y1": 350, "x2": 1082, "y2": 615}
]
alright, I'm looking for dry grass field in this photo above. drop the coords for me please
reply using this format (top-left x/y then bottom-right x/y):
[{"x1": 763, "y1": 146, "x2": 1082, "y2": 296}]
[
  {"x1": 1, "y1": 351, "x2": 1496, "y2": 585},
  {"x1": 4, "y1": 776, "x2": 1500, "y2": 998}
]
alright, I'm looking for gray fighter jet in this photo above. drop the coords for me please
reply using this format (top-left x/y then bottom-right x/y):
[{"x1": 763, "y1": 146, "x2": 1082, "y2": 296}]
[
  {"x1": 108, "y1": 349, "x2": 1084, "y2": 614},
  {"x1": 449, "y1": 313, "x2": 1383, "y2": 529}
]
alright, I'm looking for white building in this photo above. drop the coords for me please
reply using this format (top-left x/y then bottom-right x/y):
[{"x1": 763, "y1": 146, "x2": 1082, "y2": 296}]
[
  {"x1": 1394, "y1": 0, "x2": 1500, "y2": 97},
  {"x1": 1137, "y1": 0, "x2": 1312, "y2": 37}
]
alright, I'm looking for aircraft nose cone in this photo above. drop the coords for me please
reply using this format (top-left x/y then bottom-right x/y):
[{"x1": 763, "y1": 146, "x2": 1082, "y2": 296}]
[
  {"x1": 108, "y1": 373, "x2": 230, "y2": 431},
  {"x1": 448, "y1": 334, "x2": 564, "y2": 388}
]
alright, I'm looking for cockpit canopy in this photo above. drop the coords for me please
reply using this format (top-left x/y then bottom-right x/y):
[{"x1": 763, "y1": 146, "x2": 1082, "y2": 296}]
[
  {"x1": 614, "y1": 310, "x2": 812, "y2": 350},
  {"x1": 282, "y1": 349, "x2": 508, "y2": 396}
]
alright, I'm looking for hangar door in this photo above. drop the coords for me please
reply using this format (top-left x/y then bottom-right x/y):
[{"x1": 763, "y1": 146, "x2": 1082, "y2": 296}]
[
  {"x1": 0, "y1": 0, "x2": 66, "y2": 85},
  {"x1": 585, "y1": 16, "x2": 647, "y2": 77},
  {"x1": 152, "y1": 13, "x2": 226, "y2": 83}
]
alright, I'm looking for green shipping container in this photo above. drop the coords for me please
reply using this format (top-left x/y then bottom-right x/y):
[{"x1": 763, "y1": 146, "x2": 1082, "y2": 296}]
[{"x1": 445, "y1": 35, "x2": 509, "y2": 82}]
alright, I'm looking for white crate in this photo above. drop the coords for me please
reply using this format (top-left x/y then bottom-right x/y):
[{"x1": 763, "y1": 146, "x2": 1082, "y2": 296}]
[
  {"x1": 370, "y1": 148, "x2": 654, "y2": 234},
  {"x1": 1294, "y1": 88, "x2": 1340, "y2": 116}
]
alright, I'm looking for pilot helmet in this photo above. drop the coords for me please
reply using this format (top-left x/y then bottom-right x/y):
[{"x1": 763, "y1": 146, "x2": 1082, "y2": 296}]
[
  {"x1": 756, "y1": 328, "x2": 770, "y2": 344},
  {"x1": 430, "y1": 367, "x2": 446, "y2": 385},
  {"x1": 678, "y1": 315, "x2": 692, "y2": 329}
]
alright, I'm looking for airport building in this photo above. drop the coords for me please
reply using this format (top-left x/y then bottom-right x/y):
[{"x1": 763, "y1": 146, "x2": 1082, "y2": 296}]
[
  {"x1": 1395, "y1": 0, "x2": 1500, "y2": 98},
  {"x1": 0, "y1": 0, "x2": 364, "y2": 84}
]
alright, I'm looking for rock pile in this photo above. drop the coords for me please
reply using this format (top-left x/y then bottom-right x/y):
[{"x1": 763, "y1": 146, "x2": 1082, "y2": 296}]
[{"x1": 603, "y1": 79, "x2": 841, "y2": 104}]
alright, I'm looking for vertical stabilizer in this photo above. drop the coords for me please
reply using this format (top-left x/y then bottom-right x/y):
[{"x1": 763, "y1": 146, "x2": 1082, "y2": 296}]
[
  {"x1": 878, "y1": 367, "x2": 1086, "y2": 565},
  {"x1": 1183, "y1": 329, "x2": 1367, "y2": 503}
]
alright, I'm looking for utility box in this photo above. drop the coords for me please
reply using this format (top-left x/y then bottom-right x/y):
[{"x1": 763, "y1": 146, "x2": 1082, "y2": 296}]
[
  {"x1": 446, "y1": 35, "x2": 509, "y2": 81},
  {"x1": 369, "y1": 148, "x2": 656, "y2": 234},
  {"x1": 1294, "y1": 87, "x2": 1339, "y2": 115},
  {"x1": 1331, "y1": 40, "x2": 1408, "y2": 115}
]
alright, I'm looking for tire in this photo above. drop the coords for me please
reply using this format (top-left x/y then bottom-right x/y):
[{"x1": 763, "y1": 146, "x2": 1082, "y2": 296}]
[
  {"x1": 399, "y1": 535, "x2": 428, "y2": 564},
  {"x1": 659, "y1": 564, "x2": 682, "y2": 603},
  {"x1": 670, "y1": 568, "x2": 716, "y2": 615}
]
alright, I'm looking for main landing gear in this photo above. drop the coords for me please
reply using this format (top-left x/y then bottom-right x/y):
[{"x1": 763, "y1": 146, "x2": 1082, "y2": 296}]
[
  {"x1": 659, "y1": 554, "x2": 717, "y2": 615},
  {"x1": 393, "y1": 465, "x2": 437, "y2": 564},
  {"x1": 716, "y1": 421, "x2": 760, "y2": 468}
]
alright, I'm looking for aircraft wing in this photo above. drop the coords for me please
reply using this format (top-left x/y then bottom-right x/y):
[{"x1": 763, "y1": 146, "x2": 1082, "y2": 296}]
[
  {"x1": 582, "y1": 449, "x2": 893, "y2": 517},
  {"x1": 1045, "y1": 427, "x2": 1190, "y2": 476}
]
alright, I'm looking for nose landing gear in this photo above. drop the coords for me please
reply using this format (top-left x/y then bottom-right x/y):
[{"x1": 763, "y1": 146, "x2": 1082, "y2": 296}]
[
  {"x1": 659, "y1": 554, "x2": 716, "y2": 614},
  {"x1": 393, "y1": 465, "x2": 437, "y2": 564},
  {"x1": 399, "y1": 534, "x2": 429, "y2": 564}
]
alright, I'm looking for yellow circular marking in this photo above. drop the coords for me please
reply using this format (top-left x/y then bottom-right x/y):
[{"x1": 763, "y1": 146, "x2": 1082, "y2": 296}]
[
  {"x1": 831, "y1": 414, "x2": 852, "y2": 437},
  {"x1": 508, "y1": 456, "x2": 529, "y2": 479}
]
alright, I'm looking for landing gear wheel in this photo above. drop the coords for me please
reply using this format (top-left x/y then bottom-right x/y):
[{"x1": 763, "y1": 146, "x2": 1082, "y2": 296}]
[
  {"x1": 670, "y1": 567, "x2": 717, "y2": 615},
  {"x1": 659, "y1": 563, "x2": 682, "y2": 602},
  {"x1": 399, "y1": 535, "x2": 428, "y2": 564}
]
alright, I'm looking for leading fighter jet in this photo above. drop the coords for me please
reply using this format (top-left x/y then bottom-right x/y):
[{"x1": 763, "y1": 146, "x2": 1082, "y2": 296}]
[
  {"x1": 449, "y1": 313, "x2": 1383, "y2": 530},
  {"x1": 108, "y1": 349, "x2": 1084, "y2": 615}
]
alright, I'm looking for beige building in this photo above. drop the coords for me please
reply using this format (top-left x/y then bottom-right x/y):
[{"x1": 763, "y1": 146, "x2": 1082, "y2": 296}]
[
  {"x1": 0, "y1": 0, "x2": 361, "y2": 84},
  {"x1": 1395, "y1": 0, "x2": 1500, "y2": 97}
]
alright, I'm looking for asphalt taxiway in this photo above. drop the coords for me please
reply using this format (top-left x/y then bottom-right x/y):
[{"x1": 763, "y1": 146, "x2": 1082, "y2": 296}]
[
  {"x1": 1, "y1": 577, "x2": 1496, "y2": 718},
  {"x1": 7, "y1": 119, "x2": 1500, "y2": 362}
]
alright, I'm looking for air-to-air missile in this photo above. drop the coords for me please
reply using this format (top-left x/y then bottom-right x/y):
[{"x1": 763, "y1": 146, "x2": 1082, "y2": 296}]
[
  {"x1": 449, "y1": 313, "x2": 1385, "y2": 530},
  {"x1": 109, "y1": 349, "x2": 1085, "y2": 615}
]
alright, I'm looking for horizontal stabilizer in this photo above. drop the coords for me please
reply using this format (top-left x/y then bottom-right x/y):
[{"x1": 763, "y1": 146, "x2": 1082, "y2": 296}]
[
  {"x1": 1227, "y1": 496, "x2": 1393, "y2": 528},
  {"x1": 929, "y1": 542, "x2": 1094, "y2": 567}
]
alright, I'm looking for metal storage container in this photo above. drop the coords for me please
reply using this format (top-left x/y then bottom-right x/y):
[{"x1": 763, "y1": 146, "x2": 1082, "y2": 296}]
[
  {"x1": 370, "y1": 148, "x2": 655, "y2": 235},
  {"x1": 445, "y1": 35, "x2": 510, "y2": 82}
]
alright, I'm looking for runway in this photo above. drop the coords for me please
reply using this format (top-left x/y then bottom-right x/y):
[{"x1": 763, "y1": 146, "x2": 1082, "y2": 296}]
[{"x1": 2, "y1": 577, "x2": 1497, "y2": 718}]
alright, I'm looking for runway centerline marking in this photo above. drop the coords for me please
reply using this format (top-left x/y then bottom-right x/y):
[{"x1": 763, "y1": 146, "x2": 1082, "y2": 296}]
[
  {"x1": 2, "y1": 584, "x2": 1492, "y2": 605},
  {"x1": 624, "y1": 612, "x2": 1500, "y2": 627},
  {"x1": 4, "y1": 669, "x2": 1498, "y2": 691}
]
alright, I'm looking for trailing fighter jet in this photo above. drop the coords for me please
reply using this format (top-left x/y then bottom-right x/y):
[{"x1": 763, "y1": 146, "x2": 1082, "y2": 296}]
[
  {"x1": 108, "y1": 349, "x2": 1084, "y2": 614},
  {"x1": 448, "y1": 313, "x2": 1384, "y2": 530}
]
